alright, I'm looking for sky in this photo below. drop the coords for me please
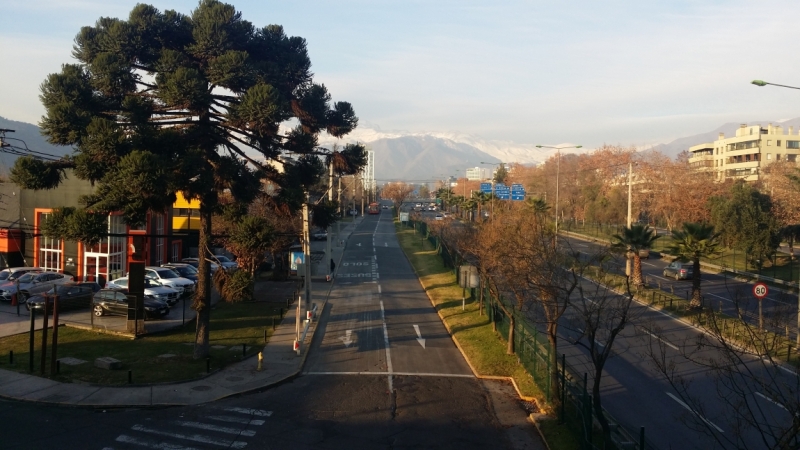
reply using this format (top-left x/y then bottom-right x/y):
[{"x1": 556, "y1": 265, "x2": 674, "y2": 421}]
[{"x1": 2, "y1": 0, "x2": 800, "y2": 150}]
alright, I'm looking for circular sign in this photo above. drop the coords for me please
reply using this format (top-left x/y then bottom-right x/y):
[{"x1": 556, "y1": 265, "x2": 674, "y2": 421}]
[{"x1": 753, "y1": 282, "x2": 768, "y2": 300}]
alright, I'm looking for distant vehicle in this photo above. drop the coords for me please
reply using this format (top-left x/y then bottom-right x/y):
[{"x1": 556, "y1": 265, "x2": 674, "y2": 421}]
[
  {"x1": 0, "y1": 271, "x2": 73, "y2": 302},
  {"x1": 663, "y1": 262, "x2": 694, "y2": 280},
  {"x1": 92, "y1": 289, "x2": 169, "y2": 319},
  {"x1": 143, "y1": 267, "x2": 195, "y2": 295},
  {"x1": 349, "y1": 209, "x2": 358, "y2": 216},
  {"x1": 161, "y1": 263, "x2": 198, "y2": 283},
  {"x1": 211, "y1": 255, "x2": 238, "y2": 271},
  {"x1": 382, "y1": 205, "x2": 389, "y2": 210},
  {"x1": 368, "y1": 202, "x2": 380, "y2": 215},
  {"x1": 106, "y1": 277, "x2": 180, "y2": 306},
  {"x1": 181, "y1": 258, "x2": 220, "y2": 274},
  {"x1": 435, "y1": 214, "x2": 444, "y2": 221},
  {"x1": 0, "y1": 267, "x2": 42, "y2": 284},
  {"x1": 311, "y1": 229, "x2": 328, "y2": 241},
  {"x1": 26, "y1": 282, "x2": 100, "y2": 314}
]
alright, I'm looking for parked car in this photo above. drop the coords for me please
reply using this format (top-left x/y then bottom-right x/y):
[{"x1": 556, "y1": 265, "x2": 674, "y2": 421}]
[
  {"x1": 92, "y1": 289, "x2": 170, "y2": 319},
  {"x1": 638, "y1": 248, "x2": 651, "y2": 259},
  {"x1": 106, "y1": 277, "x2": 180, "y2": 306},
  {"x1": 143, "y1": 266, "x2": 195, "y2": 295},
  {"x1": 311, "y1": 229, "x2": 328, "y2": 241},
  {"x1": 0, "y1": 267, "x2": 42, "y2": 285},
  {"x1": 212, "y1": 255, "x2": 238, "y2": 271},
  {"x1": 181, "y1": 257, "x2": 220, "y2": 274},
  {"x1": 0, "y1": 271, "x2": 74, "y2": 302},
  {"x1": 434, "y1": 214, "x2": 444, "y2": 221},
  {"x1": 161, "y1": 263, "x2": 198, "y2": 283},
  {"x1": 26, "y1": 282, "x2": 101, "y2": 314},
  {"x1": 663, "y1": 262, "x2": 694, "y2": 280}
]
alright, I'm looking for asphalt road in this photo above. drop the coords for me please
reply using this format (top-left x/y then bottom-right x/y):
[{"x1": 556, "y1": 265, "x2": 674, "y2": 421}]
[{"x1": 0, "y1": 208, "x2": 542, "y2": 450}]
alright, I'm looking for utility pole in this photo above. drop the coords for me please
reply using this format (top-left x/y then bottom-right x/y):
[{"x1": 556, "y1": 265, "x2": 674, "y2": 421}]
[
  {"x1": 302, "y1": 193, "x2": 312, "y2": 315},
  {"x1": 626, "y1": 162, "x2": 633, "y2": 277},
  {"x1": 326, "y1": 158, "x2": 333, "y2": 276}
]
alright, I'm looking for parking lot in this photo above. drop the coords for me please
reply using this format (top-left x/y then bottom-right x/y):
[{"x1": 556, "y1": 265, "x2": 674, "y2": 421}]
[{"x1": 0, "y1": 295, "x2": 200, "y2": 338}]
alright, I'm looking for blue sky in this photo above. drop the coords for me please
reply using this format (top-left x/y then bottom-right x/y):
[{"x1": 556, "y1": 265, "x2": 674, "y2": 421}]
[{"x1": 2, "y1": 0, "x2": 799, "y2": 149}]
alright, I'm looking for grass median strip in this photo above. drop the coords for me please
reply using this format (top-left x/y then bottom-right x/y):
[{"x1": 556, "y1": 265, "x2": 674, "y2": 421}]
[
  {"x1": 0, "y1": 301, "x2": 285, "y2": 385},
  {"x1": 395, "y1": 223, "x2": 542, "y2": 402}
]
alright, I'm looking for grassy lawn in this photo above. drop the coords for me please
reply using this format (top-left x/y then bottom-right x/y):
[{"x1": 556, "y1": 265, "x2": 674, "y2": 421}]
[{"x1": 0, "y1": 301, "x2": 286, "y2": 385}]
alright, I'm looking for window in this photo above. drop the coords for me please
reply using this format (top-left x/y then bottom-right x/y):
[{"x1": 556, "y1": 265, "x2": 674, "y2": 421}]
[
  {"x1": 154, "y1": 213, "x2": 165, "y2": 266},
  {"x1": 767, "y1": 153, "x2": 772, "y2": 160},
  {"x1": 787, "y1": 141, "x2": 800, "y2": 149},
  {"x1": 767, "y1": 140, "x2": 772, "y2": 146},
  {"x1": 38, "y1": 212, "x2": 62, "y2": 272},
  {"x1": 777, "y1": 154, "x2": 782, "y2": 161},
  {"x1": 789, "y1": 155, "x2": 797, "y2": 162},
  {"x1": 778, "y1": 140, "x2": 782, "y2": 146}
]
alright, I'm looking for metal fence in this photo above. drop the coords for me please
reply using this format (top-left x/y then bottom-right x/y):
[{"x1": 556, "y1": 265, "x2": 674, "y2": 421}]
[{"x1": 408, "y1": 219, "x2": 658, "y2": 450}]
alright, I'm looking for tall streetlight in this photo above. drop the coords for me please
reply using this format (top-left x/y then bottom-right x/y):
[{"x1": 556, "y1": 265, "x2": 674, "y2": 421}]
[
  {"x1": 535, "y1": 145, "x2": 582, "y2": 238},
  {"x1": 752, "y1": 78, "x2": 800, "y2": 349},
  {"x1": 481, "y1": 162, "x2": 502, "y2": 222}
]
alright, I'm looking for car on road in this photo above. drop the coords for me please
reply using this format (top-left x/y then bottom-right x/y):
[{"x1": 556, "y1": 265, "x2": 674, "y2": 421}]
[
  {"x1": 382, "y1": 205, "x2": 389, "y2": 210},
  {"x1": 0, "y1": 271, "x2": 74, "y2": 302},
  {"x1": 106, "y1": 277, "x2": 180, "y2": 306},
  {"x1": 435, "y1": 214, "x2": 444, "y2": 221},
  {"x1": 663, "y1": 262, "x2": 694, "y2": 280},
  {"x1": 26, "y1": 282, "x2": 101, "y2": 314},
  {"x1": 144, "y1": 266, "x2": 196, "y2": 295},
  {"x1": 92, "y1": 289, "x2": 170, "y2": 319},
  {"x1": 311, "y1": 229, "x2": 328, "y2": 241}
]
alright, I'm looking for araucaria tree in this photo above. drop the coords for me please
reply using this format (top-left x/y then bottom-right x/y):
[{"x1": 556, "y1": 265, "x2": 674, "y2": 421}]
[{"x1": 10, "y1": 0, "x2": 358, "y2": 358}]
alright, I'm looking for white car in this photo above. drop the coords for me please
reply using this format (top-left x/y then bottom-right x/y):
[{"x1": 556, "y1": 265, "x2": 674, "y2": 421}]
[
  {"x1": 144, "y1": 267, "x2": 196, "y2": 296},
  {"x1": 106, "y1": 277, "x2": 180, "y2": 306}
]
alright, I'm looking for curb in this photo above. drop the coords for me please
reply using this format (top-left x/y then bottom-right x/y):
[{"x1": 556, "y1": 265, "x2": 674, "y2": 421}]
[{"x1": 396, "y1": 223, "x2": 541, "y2": 406}]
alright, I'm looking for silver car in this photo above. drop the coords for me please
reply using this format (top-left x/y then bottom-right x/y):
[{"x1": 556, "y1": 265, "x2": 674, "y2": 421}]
[{"x1": 0, "y1": 271, "x2": 73, "y2": 302}]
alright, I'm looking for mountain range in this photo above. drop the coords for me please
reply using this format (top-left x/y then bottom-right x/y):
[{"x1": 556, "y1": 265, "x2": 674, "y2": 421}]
[{"x1": 3, "y1": 115, "x2": 800, "y2": 182}]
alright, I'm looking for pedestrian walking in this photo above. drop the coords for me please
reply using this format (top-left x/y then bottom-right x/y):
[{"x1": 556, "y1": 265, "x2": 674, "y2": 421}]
[{"x1": 329, "y1": 258, "x2": 336, "y2": 278}]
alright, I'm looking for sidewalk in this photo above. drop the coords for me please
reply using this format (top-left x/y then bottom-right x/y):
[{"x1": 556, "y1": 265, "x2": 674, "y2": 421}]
[{"x1": 0, "y1": 218, "x2": 363, "y2": 408}]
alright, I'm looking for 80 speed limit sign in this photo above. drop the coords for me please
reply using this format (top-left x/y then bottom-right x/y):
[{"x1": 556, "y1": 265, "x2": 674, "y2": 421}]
[{"x1": 753, "y1": 282, "x2": 768, "y2": 300}]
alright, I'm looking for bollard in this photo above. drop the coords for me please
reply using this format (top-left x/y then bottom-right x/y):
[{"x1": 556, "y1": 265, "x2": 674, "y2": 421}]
[
  {"x1": 128, "y1": 370, "x2": 132, "y2": 384},
  {"x1": 9, "y1": 350, "x2": 12, "y2": 365},
  {"x1": 242, "y1": 343, "x2": 246, "y2": 357},
  {"x1": 286, "y1": 298, "x2": 290, "y2": 309},
  {"x1": 789, "y1": 343, "x2": 793, "y2": 363},
  {"x1": 265, "y1": 329, "x2": 268, "y2": 343},
  {"x1": 257, "y1": 352, "x2": 263, "y2": 371},
  {"x1": 206, "y1": 357, "x2": 210, "y2": 373},
  {"x1": 272, "y1": 317, "x2": 276, "y2": 331}
]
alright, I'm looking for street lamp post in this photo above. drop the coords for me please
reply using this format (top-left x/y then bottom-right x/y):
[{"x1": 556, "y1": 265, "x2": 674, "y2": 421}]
[
  {"x1": 752, "y1": 78, "x2": 800, "y2": 349},
  {"x1": 481, "y1": 162, "x2": 503, "y2": 223},
  {"x1": 535, "y1": 145, "x2": 582, "y2": 240}
]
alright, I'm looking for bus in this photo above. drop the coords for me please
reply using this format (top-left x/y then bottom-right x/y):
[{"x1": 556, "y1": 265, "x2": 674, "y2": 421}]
[{"x1": 368, "y1": 202, "x2": 380, "y2": 215}]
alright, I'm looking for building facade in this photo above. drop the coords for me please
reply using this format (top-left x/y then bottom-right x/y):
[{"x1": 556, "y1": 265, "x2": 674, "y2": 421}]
[
  {"x1": 689, "y1": 123, "x2": 800, "y2": 182},
  {"x1": 465, "y1": 167, "x2": 483, "y2": 181}
]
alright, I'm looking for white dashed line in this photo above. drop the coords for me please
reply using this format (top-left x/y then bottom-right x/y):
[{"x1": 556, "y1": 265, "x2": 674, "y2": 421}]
[
  {"x1": 666, "y1": 392, "x2": 724, "y2": 433},
  {"x1": 130, "y1": 425, "x2": 248, "y2": 448}
]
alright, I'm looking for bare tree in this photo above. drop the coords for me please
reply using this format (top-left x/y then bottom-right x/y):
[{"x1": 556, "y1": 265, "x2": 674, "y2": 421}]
[{"x1": 382, "y1": 182, "x2": 416, "y2": 211}]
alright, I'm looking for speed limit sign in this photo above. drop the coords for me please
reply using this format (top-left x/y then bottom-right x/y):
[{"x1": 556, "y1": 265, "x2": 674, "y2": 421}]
[{"x1": 753, "y1": 282, "x2": 768, "y2": 300}]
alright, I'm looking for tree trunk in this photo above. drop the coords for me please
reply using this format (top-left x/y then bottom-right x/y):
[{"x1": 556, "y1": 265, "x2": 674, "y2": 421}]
[
  {"x1": 193, "y1": 207, "x2": 213, "y2": 359},
  {"x1": 632, "y1": 254, "x2": 643, "y2": 286},
  {"x1": 690, "y1": 256, "x2": 702, "y2": 308},
  {"x1": 593, "y1": 368, "x2": 613, "y2": 448},
  {"x1": 507, "y1": 314, "x2": 515, "y2": 355},
  {"x1": 547, "y1": 321, "x2": 561, "y2": 409}
]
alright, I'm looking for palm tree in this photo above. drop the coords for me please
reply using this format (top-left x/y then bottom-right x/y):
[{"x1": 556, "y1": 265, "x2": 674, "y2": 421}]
[
  {"x1": 611, "y1": 224, "x2": 660, "y2": 286},
  {"x1": 525, "y1": 197, "x2": 550, "y2": 216},
  {"x1": 668, "y1": 222, "x2": 722, "y2": 308}
]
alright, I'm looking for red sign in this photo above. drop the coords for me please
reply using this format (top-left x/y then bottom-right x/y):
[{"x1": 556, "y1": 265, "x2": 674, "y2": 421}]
[{"x1": 753, "y1": 282, "x2": 768, "y2": 300}]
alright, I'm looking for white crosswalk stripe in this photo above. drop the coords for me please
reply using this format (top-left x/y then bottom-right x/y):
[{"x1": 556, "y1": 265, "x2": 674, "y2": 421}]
[
  {"x1": 223, "y1": 407, "x2": 272, "y2": 417},
  {"x1": 102, "y1": 405, "x2": 270, "y2": 450}
]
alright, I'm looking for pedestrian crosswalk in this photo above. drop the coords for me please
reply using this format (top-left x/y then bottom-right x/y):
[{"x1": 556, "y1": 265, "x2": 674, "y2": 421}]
[{"x1": 101, "y1": 407, "x2": 272, "y2": 449}]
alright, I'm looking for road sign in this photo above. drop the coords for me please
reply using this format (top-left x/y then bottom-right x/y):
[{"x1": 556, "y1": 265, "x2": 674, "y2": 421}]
[
  {"x1": 753, "y1": 282, "x2": 768, "y2": 300},
  {"x1": 510, "y1": 183, "x2": 526, "y2": 201},
  {"x1": 480, "y1": 183, "x2": 492, "y2": 194}
]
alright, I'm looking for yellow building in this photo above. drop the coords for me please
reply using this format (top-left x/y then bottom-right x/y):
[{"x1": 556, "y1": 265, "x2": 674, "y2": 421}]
[
  {"x1": 689, "y1": 123, "x2": 800, "y2": 182},
  {"x1": 172, "y1": 191, "x2": 200, "y2": 230}
]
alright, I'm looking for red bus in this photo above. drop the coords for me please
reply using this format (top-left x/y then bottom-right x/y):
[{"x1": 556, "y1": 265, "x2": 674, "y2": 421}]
[{"x1": 368, "y1": 202, "x2": 380, "y2": 214}]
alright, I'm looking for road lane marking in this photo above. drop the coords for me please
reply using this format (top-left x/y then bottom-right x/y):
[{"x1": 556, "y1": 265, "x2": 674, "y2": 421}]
[
  {"x1": 665, "y1": 392, "x2": 724, "y2": 433},
  {"x1": 378, "y1": 284, "x2": 381, "y2": 294},
  {"x1": 755, "y1": 392, "x2": 788, "y2": 411},
  {"x1": 639, "y1": 328, "x2": 679, "y2": 351},
  {"x1": 304, "y1": 371, "x2": 473, "y2": 377},
  {"x1": 413, "y1": 324, "x2": 426, "y2": 348},
  {"x1": 114, "y1": 434, "x2": 202, "y2": 449},
  {"x1": 208, "y1": 415, "x2": 265, "y2": 426},
  {"x1": 174, "y1": 421, "x2": 256, "y2": 437},
  {"x1": 130, "y1": 425, "x2": 248, "y2": 448},
  {"x1": 381, "y1": 300, "x2": 394, "y2": 392},
  {"x1": 641, "y1": 262, "x2": 658, "y2": 267},
  {"x1": 340, "y1": 330, "x2": 354, "y2": 347},
  {"x1": 224, "y1": 407, "x2": 272, "y2": 417}
]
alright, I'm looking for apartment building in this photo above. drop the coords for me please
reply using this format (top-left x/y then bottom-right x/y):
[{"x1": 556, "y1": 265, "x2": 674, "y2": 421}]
[
  {"x1": 689, "y1": 123, "x2": 800, "y2": 182},
  {"x1": 465, "y1": 167, "x2": 483, "y2": 181}
]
